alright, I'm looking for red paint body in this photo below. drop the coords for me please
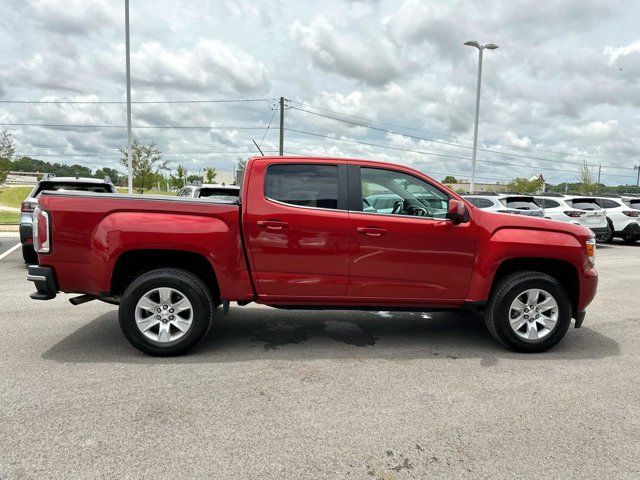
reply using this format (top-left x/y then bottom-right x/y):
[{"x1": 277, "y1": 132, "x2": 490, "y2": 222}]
[{"x1": 36, "y1": 156, "x2": 598, "y2": 313}]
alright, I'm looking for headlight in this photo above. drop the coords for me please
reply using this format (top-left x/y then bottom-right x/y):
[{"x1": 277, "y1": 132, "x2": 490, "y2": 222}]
[{"x1": 585, "y1": 238, "x2": 596, "y2": 265}]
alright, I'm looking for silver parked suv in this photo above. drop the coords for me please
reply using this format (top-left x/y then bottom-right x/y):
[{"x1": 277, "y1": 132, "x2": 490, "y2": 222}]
[{"x1": 20, "y1": 174, "x2": 117, "y2": 263}]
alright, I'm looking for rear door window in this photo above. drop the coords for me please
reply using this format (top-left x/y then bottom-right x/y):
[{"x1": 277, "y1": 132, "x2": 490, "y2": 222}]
[
  {"x1": 466, "y1": 197, "x2": 494, "y2": 208},
  {"x1": 536, "y1": 198, "x2": 560, "y2": 208},
  {"x1": 266, "y1": 164, "x2": 338, "y2": 210}
]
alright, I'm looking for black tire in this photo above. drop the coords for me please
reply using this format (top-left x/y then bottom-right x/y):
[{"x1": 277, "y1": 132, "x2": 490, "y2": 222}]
[
  {"x1": 22, "y1": 245, "x2": 38, "y2": 264},
  {"x1": 597, "y1": 221, "x2": 614, "y2": 244},
  {"x1": 119, "y1": 268, "x2": 216, "y2": 356},
  {"x1": 485, "y1": 271, "x2": 572, "y2": 353},
  {"x1": 622, "y1": 235, "x2": 639, "y2": 245}
]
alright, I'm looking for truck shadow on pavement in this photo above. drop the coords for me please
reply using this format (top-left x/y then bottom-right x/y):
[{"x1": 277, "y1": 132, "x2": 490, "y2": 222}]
[{"x1": 42, "y1": 307, "x2": 620, "y2": 365}]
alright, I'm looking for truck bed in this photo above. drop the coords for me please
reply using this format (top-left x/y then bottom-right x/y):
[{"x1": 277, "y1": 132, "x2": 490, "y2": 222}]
[{"x1": 36, "y1": 191, "x2": 253, "y2": 300}]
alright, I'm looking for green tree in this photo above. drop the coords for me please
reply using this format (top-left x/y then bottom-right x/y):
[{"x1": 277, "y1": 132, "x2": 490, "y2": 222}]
[
  {"x1": 94, "y1": 167, "x2": 124, "y2": 186},
  {"x1": 507, "y1": 177, "x2": 544, "y2": 193},
  {"x1": 204, "y1": 167, "x2": 217, "y2": 183},
  {"x1": 119, "y1": 140, "x2": 167, "y2": 193},
  {"x1": 442, "y1": 175, "x2": 458, "y2": 184},
  {"x1": 577, "y1": 161, "x2": 596, "y2": 194},
  {"x1": 186, "y1": 174, "x2": 201, "y2": 184},
  {"x1": 169, "y1": 165, "x2": 187, "y2": 190},
  {"x1": 235, "y1": 157, "x2": 247, "y2": 185},
  {"x1": 0, "y1": 130, "x2": 16, "y2": 186}
]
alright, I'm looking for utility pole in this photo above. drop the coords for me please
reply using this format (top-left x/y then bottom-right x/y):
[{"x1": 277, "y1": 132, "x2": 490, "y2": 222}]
[
  {"x1": 597, "y1": 165, "x2": 601, "y2": 192},
  {"x1": 635, "y1": 165, "x2": 640, "y2": 194},
  {"x1": 279, "y1": 97, "x2": 285, "y2": 156},
  {"x1": 124, "y1": 0, "x2": 133, "y2": 194}
]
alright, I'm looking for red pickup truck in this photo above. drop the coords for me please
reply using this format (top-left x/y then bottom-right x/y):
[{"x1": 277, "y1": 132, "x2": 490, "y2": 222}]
[{"x1": 28, "y1": 156, "x2": 598, "y2": 355}]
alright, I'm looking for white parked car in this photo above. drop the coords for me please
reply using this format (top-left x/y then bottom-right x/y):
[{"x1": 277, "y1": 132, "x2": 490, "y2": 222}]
[
  {"x1": 462, "y1": 194, "x2": 544, "y2": 217},
  {"x1": 534, "y1": 195, "x2": 609, "y2": 242},
  {"x1": 594, "y1": 196, "x2": 640, "y2": 244},
  {"x1": 176, "y1": 184, "x2": 240, "y2": 201}
]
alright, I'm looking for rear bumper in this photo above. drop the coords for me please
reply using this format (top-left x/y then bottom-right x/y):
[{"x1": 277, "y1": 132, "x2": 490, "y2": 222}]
[
  {"x1": 620, "y1": 223, "x2": 640, "y2": 237},
  {"x1": 589, "y1": 226, "x2": 609, "y2": 236},
  {"x1": 27, "y1": 265, "x2": 58, "y2": 300},
  {"x1": 19, "y1": 223, "x2": 33, "y2": 245}
]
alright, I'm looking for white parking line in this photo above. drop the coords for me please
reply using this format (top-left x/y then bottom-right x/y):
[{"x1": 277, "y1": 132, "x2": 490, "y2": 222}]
[{"x1": 0, "y1": 243, "x2": 21, "y2": 261}]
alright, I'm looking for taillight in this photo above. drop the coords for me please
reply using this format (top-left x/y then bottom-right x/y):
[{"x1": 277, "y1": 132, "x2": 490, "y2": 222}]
[
  {"x1": 21, "y1": 201, "x2": 37, "y2": 213},
  {"x1": 585, "y1": 238, "x2": 596, "y2": 265},
  {"x1": 622, "y1": 210, "x2": 640, "y2": 217},
  {"x1": 33, "y1": 207, "x2": 51, "y2": 253},
  {"x1": 563, "y1": 210, "x2": 584, "y2": 218}
]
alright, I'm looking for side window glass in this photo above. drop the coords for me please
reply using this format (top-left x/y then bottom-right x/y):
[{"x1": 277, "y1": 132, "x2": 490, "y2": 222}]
[
  {"x1": 266, "y1": 164, "x2": 338, "y2": 209},
  {"x1": 360, "y1": 168, "x2": 449, "y2": 219}
]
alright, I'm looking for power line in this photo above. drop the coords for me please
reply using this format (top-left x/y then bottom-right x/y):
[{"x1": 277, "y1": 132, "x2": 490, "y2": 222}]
[
  {"x1": 290, "y1": 106, "x2": 635, "y2": 171},
  {"x1": 288, "y1": 99, "x2": 633, "y2": 164},
  {"x1": 0, "y1": 98, "x2": 276, "y2": 104},
  {"x1": 16, "y1": 150, "x2": 276, "y2": 157},
  {"x1": 259, "y1": 107, "x2": 278, "y2": 146},
  {"x1": 283, "y1": 150, "x2": 513, "y2": 183},
  {"x1": 0, "y1": 123, "x2": 272, "y2": 130},
  {"x1": 284, "y1": 128, "x2": 637, "y2": 180}
]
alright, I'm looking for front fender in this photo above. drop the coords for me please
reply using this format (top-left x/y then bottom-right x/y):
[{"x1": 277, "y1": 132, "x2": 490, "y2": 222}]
[{"x1": 466, "y1": 227, "x2": 584, "y2": 303}]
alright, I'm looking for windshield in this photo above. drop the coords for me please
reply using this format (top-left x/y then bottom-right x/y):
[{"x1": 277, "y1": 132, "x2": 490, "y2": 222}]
[
  {"x1": 34, "y1": 182, "x2": 115, "y2": 196},
  {"x1": 499, "y1": 197, "x2": 540, "y2": 210}
]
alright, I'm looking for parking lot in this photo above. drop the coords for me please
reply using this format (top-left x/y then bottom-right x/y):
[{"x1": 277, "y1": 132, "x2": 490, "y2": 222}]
[{"x1": 0, "y1": 235, "x2": 638, "y2": 479}]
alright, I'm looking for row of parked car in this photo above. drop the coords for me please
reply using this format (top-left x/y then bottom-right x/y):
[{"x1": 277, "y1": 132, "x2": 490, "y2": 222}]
[
  {"x1": 463, "y1": 192, "x2": 640, "y2": 244},
  {"x1": 19, "y1": 174, "x2": 240, "y2": 263}
]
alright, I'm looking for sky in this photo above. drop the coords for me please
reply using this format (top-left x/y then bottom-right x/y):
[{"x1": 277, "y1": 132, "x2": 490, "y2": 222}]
[{"x1": 1, "y1": 0, "x2": 640, "y2": 185}]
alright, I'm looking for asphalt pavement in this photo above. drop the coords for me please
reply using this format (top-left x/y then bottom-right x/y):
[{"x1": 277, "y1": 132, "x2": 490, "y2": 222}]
[{"x1": 0, "y1": 241, "x2": 639, "y2": 479}]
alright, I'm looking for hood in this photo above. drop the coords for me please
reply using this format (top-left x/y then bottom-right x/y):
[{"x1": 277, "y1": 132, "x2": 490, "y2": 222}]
[{"x1": 472, "y1": 206, "x2": 594, "y2": 242}]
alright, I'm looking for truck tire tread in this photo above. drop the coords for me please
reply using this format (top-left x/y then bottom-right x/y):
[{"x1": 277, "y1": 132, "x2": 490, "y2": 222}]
[
  {"x1": 485, "y1": 270, "x2": 572, "y2": 353},
  {"x1": 119, "y1": 268, "x2": 215, "y2": 356}
]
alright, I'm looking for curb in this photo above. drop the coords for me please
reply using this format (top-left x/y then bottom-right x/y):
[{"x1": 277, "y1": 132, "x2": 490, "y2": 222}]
[{"x1": 0, "y1": 225, "x2": 19, "y2": 232}]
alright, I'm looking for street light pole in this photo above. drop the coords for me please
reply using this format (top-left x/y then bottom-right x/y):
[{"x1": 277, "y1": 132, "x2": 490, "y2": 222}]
[
  {"x1": 635, "y1": 165, "x2": 640, "y2": 194},
  {"x1": 464, "y1": 41, "x2": 498, "y2": 194},
  {"x1": 125, "y1": 0, "x2": 133, "y2": 194}
]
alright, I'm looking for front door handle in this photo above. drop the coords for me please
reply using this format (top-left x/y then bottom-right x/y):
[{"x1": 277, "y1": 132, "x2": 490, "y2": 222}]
[
  {"x1": 257, "y1": 220, "x2": 289, "y2": 231},
  {"x1": 357, "y1": 226, "x2": 387, "y2": 237}
]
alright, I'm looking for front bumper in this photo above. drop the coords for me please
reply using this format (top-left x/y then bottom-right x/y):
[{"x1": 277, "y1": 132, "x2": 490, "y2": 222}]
[{"x1": 27, "y1": 265, "x2": 58, "y2": 300}]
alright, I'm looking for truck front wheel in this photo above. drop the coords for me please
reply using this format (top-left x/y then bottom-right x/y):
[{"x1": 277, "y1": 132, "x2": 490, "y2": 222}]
[
  {"x1": 119, "y1": 268, "x2": 215, "y2": 356},
  {"x1": 485, "y1": 271, "x2": 572, "y2": 353}
]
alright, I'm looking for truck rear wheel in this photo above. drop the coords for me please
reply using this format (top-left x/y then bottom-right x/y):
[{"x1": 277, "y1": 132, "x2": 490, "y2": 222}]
[
  {"x1": 119, "y1": 268, "x2": 215, "y2": 356},
  {"x1": 485, "y1": 271, "x2": 572, "y2": 353}
]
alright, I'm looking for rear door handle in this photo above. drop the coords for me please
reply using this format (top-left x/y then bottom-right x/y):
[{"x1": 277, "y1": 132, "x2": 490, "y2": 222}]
[
  {"x1": 257, "y1": 220, "x2": 289, "y2": 230},
  {"x1": 357, "y1": 227, "x2": 387, "y2": 237}
]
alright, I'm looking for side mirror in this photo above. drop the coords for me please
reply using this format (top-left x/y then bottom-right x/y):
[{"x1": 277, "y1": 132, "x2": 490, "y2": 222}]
[{"x1": 447, "y1": 199, "x2": 467, "y2": 224}]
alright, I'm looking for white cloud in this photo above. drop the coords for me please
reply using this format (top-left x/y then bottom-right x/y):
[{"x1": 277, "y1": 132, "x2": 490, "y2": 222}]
[
  {"x1": 29, "y1": 0, "x2": 119, "y2": 34},
  {"x1": 604, "y1": 40, "x2": 640, "y2": 65},
  {"x1": 291, "y1": 17, "x2": 411, "y2": 86},
  {"x1": 562, "y1": 120, "x2": 619, "y2": 138}
]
